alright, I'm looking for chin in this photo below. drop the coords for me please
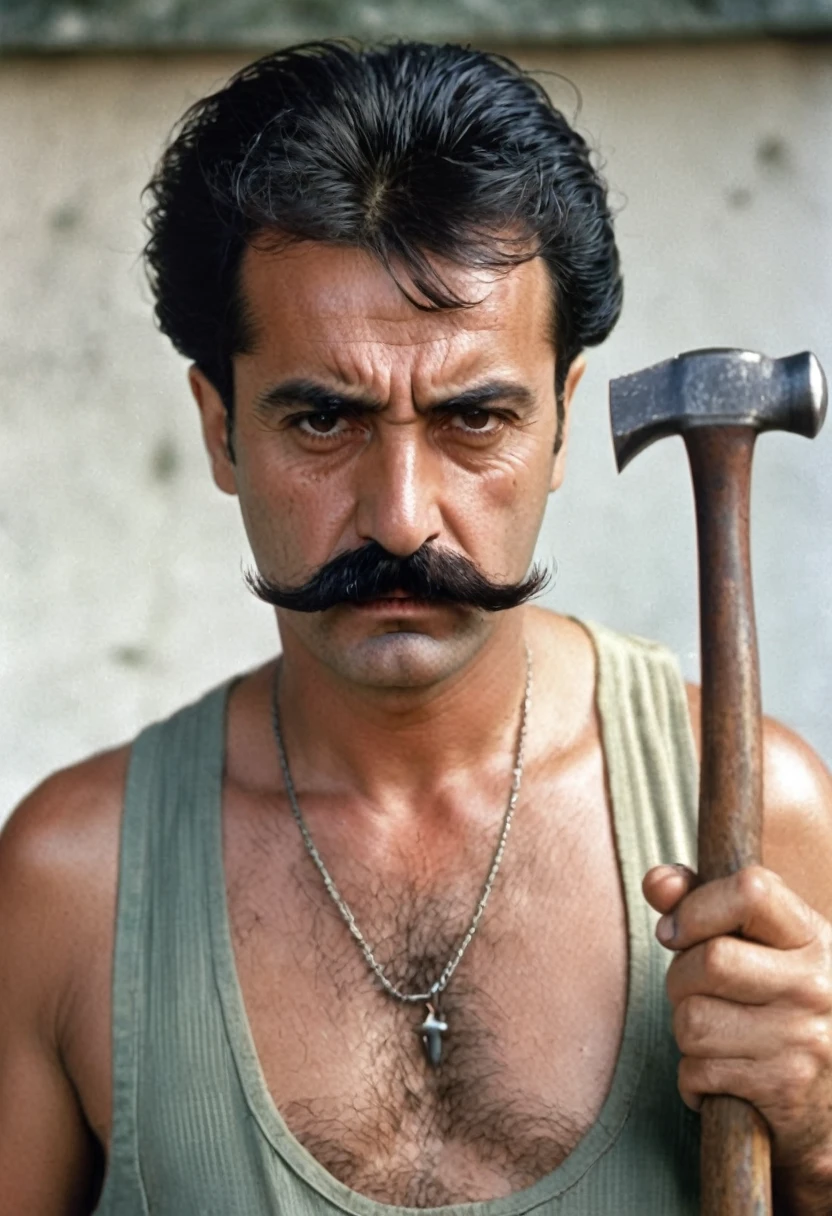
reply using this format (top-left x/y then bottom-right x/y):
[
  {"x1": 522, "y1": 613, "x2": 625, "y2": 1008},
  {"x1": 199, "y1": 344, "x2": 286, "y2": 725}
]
[{"x1": 308, "y1": 620, "x2": 492, "y2": 690}]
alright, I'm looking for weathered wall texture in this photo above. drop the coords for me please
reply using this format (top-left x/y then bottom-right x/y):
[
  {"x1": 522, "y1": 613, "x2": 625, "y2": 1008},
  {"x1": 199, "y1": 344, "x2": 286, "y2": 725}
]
[
  {"x1": 4, "y1": 0, "x2": 831, "y2": 48},
  {"x1": 2, "y1": 40, "x2": 831, "y2": 817}
]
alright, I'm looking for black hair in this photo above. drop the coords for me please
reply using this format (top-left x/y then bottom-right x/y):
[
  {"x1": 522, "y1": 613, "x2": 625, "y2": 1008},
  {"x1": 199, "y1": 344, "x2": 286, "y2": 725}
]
[{"x1": 143, "y1": 40, "x2": 623, "y2": 450}]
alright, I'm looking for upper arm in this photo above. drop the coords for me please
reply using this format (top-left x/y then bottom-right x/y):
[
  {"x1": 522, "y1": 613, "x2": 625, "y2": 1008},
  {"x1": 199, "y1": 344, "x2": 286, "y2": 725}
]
[
  {"x1": 759, "y1": 719, "x2": 832, "y2": 922},
  {"x1": 685, "y1": 683, "x2": 832, "y2": 921},
  {"x1": 0, "y1": 757, "x2": 124, "y2": 1214}
]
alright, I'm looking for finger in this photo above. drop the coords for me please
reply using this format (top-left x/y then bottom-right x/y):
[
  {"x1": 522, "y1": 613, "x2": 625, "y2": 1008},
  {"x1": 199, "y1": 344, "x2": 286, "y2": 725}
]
[
  {"x1": 642, "y1": 864, "x2": 698, "y2": 915},
  {"x1": 672, "y1": 994, "x2": 820, "y2": 1059},
  {"x1": 677, "y1": 1052, "x2": 822, "y2": 1116},
  {"x1": 666, "y1": 936, "x2": 832, "y2": 1011},
  {"x1": 655, "y1": 866, "x2": 820, "y2": 952},
  {"x1": 677, "y1": 1054, "x2": 763, "y2": 1112}
]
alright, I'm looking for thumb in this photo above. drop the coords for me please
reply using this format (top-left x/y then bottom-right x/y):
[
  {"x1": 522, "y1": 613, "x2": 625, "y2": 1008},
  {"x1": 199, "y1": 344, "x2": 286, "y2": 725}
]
[{"x1": 642, "y1": 863, "x2": 698, "y2": 915}]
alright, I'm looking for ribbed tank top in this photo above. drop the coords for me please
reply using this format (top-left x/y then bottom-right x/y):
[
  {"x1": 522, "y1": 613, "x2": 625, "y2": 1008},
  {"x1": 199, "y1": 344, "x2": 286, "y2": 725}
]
[{"x1": 96, "y1": 620, "x2": 701, "y2": 1214}]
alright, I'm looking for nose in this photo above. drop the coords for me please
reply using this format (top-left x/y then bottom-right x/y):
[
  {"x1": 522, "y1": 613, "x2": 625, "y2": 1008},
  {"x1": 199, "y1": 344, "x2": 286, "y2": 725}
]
[{"x1": 354, "y1": 425, "x2": 442, "y2": 556}]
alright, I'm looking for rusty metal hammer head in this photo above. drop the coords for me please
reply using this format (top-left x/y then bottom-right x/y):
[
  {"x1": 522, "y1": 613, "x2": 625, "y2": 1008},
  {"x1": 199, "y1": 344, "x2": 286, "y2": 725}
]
[{"x1": 609, "y1": 349, "x2": 827, "y2": 470}]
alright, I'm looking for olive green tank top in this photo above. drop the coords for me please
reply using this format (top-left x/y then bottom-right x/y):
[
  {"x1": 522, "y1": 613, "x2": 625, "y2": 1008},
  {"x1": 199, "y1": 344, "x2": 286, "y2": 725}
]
[{"x1": 96, "y1": 621, "x2": 701, "y2": 1214}]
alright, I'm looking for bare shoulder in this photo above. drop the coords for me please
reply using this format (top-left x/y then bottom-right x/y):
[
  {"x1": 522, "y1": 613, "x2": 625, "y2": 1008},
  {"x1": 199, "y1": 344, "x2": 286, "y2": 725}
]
[
  {"x1": 0, "y1": 745, "x2": 129, "y2": 1039},
  {"x1": 759, "y1": 717, "x2": 832, "y2": 920},
  {"x1": 1, "y1": 744, "x2": 128, "y2": 891},
  {"x1": 0, "y1": 748, "x2": 130, "y2": 1210},
  {"x1": 685, "y1": 684, "x2": 832, "y2": 919}
]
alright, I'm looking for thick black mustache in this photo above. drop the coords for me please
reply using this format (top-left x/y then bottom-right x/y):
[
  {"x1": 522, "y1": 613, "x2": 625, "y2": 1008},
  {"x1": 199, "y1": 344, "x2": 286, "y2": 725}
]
[{"x1": 245, "y1": 542, "x2": 550, "y2": 613}]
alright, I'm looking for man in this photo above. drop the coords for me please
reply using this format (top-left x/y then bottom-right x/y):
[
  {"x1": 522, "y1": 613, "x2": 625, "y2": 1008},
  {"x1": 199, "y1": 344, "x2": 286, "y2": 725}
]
[{"x1": 1, "y1": 39, "x2": 831, "y2": 1215}]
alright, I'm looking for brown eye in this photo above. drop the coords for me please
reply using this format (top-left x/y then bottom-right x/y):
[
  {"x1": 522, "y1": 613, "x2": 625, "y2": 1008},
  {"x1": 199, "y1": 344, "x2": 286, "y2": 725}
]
[
  {"x1": 305, "y1": 413, "x2": 339, "y2": 433},
  {"x1": 462, "y1": 410, "x2": 491, "y2": 430},
  {"x1": 449, "y1": 409, "x2": 501, "y2": 435},
  {"x1": 295, "y1": 412, "x2": 351, "y2": 437},
  {"x1": 293, "y1": 411, "x2": 368, "y2": 444}
]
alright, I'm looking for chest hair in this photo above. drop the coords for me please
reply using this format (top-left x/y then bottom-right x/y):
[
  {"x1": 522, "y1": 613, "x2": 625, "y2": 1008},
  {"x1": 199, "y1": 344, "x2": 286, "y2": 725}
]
[{"x1": 235, "y1": 840, "x2": 610, "y2": 1207}]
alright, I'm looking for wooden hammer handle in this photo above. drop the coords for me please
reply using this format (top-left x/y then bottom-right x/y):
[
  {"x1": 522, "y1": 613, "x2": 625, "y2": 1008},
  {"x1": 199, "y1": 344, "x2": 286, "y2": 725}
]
[{"x1": 684, "y1": 426, "x2": 772, "y2": 1214}]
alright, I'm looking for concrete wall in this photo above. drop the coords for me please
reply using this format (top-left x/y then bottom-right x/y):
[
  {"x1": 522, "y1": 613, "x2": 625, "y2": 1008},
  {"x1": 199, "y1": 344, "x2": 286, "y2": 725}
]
[{"x1": 2, "y1": 40, "x2": 831, "y2": 818}]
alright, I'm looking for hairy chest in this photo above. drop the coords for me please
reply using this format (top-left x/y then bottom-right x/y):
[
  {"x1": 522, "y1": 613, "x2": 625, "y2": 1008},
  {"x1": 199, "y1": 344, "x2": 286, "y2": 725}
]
[{"x1": 225, "y1": 791, "x2": 629, "y2": 1207}]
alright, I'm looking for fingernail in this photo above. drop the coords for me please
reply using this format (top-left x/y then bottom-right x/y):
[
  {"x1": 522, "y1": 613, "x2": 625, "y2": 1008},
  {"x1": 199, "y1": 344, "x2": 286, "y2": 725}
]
[{"x1": 657, "y1": 914, "x2": 676, "y2": 944}]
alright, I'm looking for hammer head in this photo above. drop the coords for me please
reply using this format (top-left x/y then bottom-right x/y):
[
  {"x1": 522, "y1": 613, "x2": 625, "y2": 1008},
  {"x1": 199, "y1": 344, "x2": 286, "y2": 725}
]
[{"x1": 610, "y1": 349, "x2": 827, "y2": 471}]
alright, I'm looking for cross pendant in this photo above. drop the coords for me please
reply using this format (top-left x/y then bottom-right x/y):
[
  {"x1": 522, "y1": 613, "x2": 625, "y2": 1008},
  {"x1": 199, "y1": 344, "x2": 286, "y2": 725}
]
[{"x1": 418, "y1": 1001, "x2": 448, "y2": 1067}]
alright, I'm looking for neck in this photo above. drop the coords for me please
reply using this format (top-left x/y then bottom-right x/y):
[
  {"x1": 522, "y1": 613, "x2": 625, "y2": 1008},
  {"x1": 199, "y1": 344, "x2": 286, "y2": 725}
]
[{"x1": 274, "y1": 612, "x2": 531, "y2": 806}]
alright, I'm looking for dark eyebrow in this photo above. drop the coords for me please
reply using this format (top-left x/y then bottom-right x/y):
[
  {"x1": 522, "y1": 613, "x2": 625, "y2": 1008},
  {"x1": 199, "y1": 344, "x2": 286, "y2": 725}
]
[
  {"x1": 254, "y1": 379, "x2": 383, "y2": 415},
  {"x1": 432, "y1": 381, "x2": 534, "y2": 414},
  {"x1": 253, "y1": 377, "x2": 534, "y2": 416}
]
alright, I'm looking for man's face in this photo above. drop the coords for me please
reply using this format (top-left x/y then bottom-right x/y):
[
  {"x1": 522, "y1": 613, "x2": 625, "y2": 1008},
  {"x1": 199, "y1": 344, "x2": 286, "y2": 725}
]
[{"x1": 192, "y1": 241, "x2": 584, "y2": 689}]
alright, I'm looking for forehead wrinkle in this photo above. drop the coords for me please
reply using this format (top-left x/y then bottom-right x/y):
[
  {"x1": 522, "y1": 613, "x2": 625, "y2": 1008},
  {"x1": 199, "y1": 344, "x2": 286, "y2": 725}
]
[
  {"x1": 239, "y1": 245, "x2": 555, "y2": 413},
  {"x1": 251, "y1": 282, "x2": 512, "y2": 352},
  {"x1": 316, "y1": 329, "x2": 478, "y2": 404},
  {"x1": 289, "y1": 344, "x2": 520, "y2": 425},
  {"x1": 242, "y1": 245, "x2": 551, "y2": 370},
  {"x1": 299, "y1": 310, "x2": 483, "y2": 349},
  {"x1": 320, "y1": 331, "x2": 459, "y2": 352}
]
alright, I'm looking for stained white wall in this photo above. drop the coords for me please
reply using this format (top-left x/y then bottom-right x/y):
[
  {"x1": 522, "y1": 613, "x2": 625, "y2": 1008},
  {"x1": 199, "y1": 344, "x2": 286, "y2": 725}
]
[{"x1": 2, "y1": 41, "x2": 830, "y2": 818}]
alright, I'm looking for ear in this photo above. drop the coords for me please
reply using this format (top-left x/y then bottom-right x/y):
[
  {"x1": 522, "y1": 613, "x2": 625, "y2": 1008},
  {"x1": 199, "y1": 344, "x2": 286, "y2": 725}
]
[
  {"x1": 550, "y1": 355, "x2": 586, "y2": 493},
  {"x1": 189, "y1": 365, "x2": 238, "y2": 496}
]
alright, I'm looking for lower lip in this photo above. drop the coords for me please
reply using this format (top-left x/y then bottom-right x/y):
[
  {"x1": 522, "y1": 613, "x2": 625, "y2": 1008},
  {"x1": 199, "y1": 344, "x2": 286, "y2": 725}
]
[{"x1": 349, "y1": 597, "x2": 439, "y2": 615}]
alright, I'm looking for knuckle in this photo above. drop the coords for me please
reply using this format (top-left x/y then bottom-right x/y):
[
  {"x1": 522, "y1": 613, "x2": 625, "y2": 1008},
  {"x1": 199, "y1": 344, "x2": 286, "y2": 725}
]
[
  {"x1": 742, "y1": 1070, "x2": 777, "y2": 1108},
  {"x1": 802, "y1": 1016, "x2": 832, "y2": 1065},
  {"x1": 674, "y1": 995, "x2": 709, "y2": 1050},
  {"x1": 700, "y1": 1058, "x2": 723, "y2": 1091},
  {"x1": 736, "y1": 865, "x2": 770, "y2": 908},
  {"x1": 782, "y1": 1052, "x2": 818, "y2": 1098},
  {"x1": 797, "y1": 968, "x2": 832, "y2": 1012},
  {"x1": 701, "y1": 936, "x2": 732, "y2": 986},
  {"x1": 818, "y1": 928, "x2": 832, "y2": 971},
  {"x1": 679, "y1": 1054, "x2": 723, "y2": 1095}
]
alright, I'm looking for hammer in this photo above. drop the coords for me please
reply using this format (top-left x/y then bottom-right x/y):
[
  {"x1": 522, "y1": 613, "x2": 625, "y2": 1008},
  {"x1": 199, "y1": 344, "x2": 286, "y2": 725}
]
[{"x1": 609, "y1": 349, "x2": 827, "y2": 1214}]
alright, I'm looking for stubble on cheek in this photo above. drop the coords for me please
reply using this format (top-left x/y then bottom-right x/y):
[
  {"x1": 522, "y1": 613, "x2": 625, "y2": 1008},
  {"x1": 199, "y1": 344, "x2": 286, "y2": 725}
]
[
  {"x1": 238, "y1": 468, "x2": 342, "y2": 589},
  {"x1": 456, "y1": 450, "x2": 551, "y2": 587}
]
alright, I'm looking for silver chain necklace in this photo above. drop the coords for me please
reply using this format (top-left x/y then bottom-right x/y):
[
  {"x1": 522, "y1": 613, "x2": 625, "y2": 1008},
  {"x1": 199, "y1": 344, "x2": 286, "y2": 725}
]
[{"x1": 270, "y1": 645, "x2": 533, "y2": 1067}]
